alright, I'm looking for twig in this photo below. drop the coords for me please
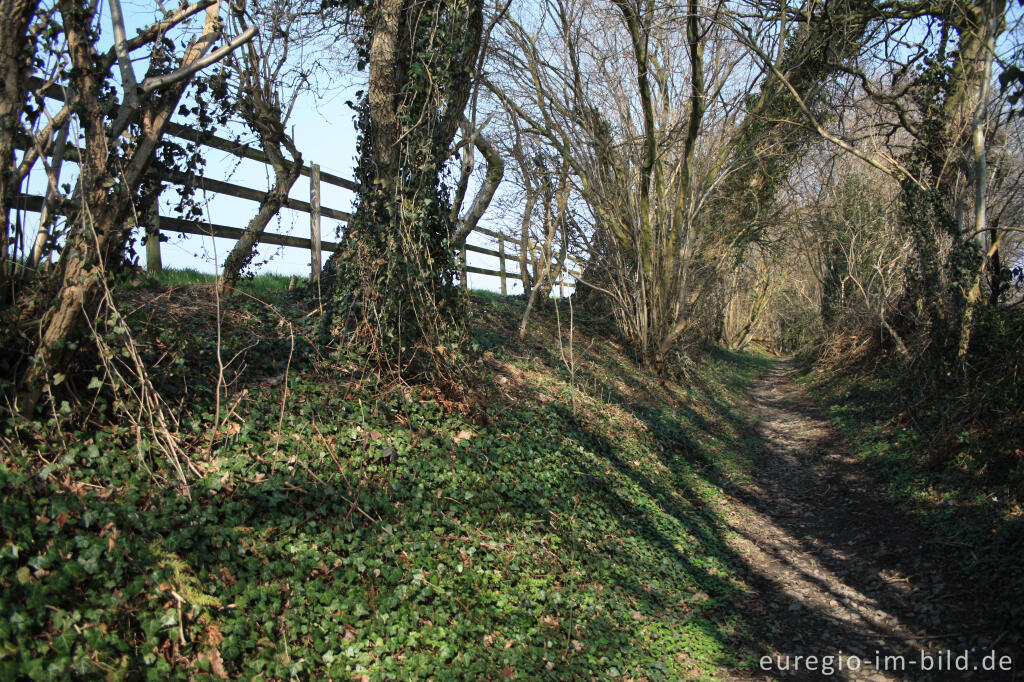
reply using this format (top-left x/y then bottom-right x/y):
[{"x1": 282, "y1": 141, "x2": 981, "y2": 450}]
[{"x1": 271, "y1": 323, "x2": 296, "y2": 459}]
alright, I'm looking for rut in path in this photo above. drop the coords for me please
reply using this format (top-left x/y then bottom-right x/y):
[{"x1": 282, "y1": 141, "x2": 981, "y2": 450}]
[{"x1": 721, "y1": 360, "x2": 1015, "y2": 681}]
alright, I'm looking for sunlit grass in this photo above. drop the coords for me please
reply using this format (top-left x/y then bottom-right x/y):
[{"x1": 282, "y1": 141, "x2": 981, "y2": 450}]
[{"x1": 132, "y1": 267, "x2": 296, "y2": 296}]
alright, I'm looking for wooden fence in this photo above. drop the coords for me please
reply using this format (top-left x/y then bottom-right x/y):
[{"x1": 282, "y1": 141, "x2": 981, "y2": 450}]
[{"x1": 15, "y1": 77, "x2": 582, "y2": 293}]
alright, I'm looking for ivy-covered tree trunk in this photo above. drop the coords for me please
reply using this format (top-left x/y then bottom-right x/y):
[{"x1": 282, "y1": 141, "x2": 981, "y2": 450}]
[
  {"x1": 899, "y1": 159, "x2": 952, "y2": 356},
  {"x1": 896, "y1": 0, "x2": 1006, "y2": 366},
  {"x1": 322, "y1": 0, "x2": 483, "y2": 379},
  {"x1": 0, "y1": 0, "x2": 43, "y2": 291}
]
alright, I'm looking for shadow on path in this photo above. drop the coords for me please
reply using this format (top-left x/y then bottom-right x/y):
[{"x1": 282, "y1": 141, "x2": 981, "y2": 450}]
[{"x1": 723, "y1": 359, "x2": 1018, "y2": 681}]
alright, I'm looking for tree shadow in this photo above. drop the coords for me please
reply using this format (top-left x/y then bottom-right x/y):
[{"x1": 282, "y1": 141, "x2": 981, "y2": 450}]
[{"x1": 719, "y1": 363, "x2": 1022, "y2": 680}]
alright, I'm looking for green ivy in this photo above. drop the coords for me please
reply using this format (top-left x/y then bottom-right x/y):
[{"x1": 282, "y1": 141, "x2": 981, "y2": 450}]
[{"x1": 321, "y1": 0, "x2": 483, "y2": 382}]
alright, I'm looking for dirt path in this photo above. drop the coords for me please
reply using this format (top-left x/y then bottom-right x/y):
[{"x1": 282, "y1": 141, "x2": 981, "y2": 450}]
[{"x1": 722, "y1": 359, "x2": 1015, "y2": 681}]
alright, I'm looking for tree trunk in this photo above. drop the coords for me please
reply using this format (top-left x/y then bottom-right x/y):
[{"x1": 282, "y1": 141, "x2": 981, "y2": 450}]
[
  {"x1": 220, "y1": 138, "x2": 302, "y2": 293},
  {"x1": 987, "y1": 226, "x2": 1004, "y2": 306},
  {"x1": 323, "y1": 0, "x2": 484, "y2": 378},
  {"x1": 16, "y1": 0, "x2": 248, "y2": 416},
  {"x1": 519, "y1": 167, "x2": 569, "y2": 340},
  {"x1": 518, "y1": 190, "x2": 537, "y2": 295},
  {"x1": 954, "y1": 0, "x2": 1002, "y2": 361},
  {"x1": 145, "y1": 201, "x2": 163, "y2": 273},
  {"x1": 0, "y1": 0, "x2": 43, "y2": 289}
]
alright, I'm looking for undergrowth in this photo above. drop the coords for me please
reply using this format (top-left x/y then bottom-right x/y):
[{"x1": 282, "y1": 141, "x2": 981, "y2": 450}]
[
  {"x1": 801, "y1": 317, "x2": 1024, "y2": 636},
  {"x1": 2, "y1": 289, "x2": 774, "y2": 680}
]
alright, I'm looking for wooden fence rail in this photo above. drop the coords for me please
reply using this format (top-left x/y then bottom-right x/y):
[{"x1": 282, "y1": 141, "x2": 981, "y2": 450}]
[
  {"x1": 16, "y1": 76, "x2": 583, "y2": 292},
  {"x1": 15, "y1": 185, "x2": 582, "y2": 293}
]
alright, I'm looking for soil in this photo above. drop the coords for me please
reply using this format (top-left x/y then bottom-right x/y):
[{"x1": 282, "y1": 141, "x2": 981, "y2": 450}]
[{"x1": 723, "y1": 359, "x2": 1019, "y2": 681}]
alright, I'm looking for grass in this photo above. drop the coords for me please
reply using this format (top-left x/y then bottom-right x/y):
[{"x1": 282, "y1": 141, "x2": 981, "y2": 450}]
[
  {"x1": 130, "y1": 267, "x2": 550, "y2": 303},
  {"x1": 128, "y1": 267, "x2": 298, "y2": 298},
  {"x1": 2, "y1": 289, "x2": 776, "y2": 680}
]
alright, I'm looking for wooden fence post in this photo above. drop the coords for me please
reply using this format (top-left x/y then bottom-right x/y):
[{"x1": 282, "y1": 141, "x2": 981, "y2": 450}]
[
  {"x1": 460, "y1": 247, "x2": 468, "y2": 290},
  {"x1": 146, "y1": 197, "x2": 162, "y2": 273},
  {"x1": 498, "y1": 238, "x2": 507, "y2": 295},
  {"x1": 310, "y1": 163, "x2": 322, "y2": 282}
]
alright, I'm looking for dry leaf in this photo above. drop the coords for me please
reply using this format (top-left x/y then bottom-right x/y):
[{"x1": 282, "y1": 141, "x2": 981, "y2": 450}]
[
  {"x1": 218, "y1": 566, "x2": 236, "y2": 586},
  {"x1": 199, "y1": 646, "x2": 228, "y2": 679},
  {"x1": 453, "y1": 429, "x2": 475, "y2": 443},
  {"x1": 102, "y1": 524, "x2": 119, "y2": 552},
  {"x1": 501, "y1": 664, "x2": 515, "y2": 679},
  {"x1": 205, "y1": 625, "x2": 224, "y2": 646}
]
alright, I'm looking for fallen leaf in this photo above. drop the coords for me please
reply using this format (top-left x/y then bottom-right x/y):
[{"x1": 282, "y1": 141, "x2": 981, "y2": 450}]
[{"x1": 199, "y1": 647, "x2": 228, "y2": 679}]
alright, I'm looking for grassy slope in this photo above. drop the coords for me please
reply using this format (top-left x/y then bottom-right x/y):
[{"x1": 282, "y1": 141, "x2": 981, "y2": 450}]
[
  {"x1": 800, "y1": 357, "x2": 1024, "y2": 635},
  {"x1": 133, "y1": 268, "x2": 298, "y2": 297},
  {"x1": 2, "y1": 281, "x2": 773, "y2": 680}
]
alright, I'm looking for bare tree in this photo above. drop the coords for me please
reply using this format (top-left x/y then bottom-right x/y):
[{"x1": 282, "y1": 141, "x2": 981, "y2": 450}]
[
  {"x1": 9, "y1": 0, "x2": 255, "y2": 416},
  {"x1": 518, "y1": 157, "x2": 570, "y2": 339},
  {"x1": 218, "y1": 0, "x2": 339, "y2": 293},
  {"x1": 485, "y1": 0, "x2": 767, "y2": 369}
]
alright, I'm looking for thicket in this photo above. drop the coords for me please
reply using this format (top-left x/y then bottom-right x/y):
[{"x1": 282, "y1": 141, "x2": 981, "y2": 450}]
[{"x1": 1, "y1": 0, "x2": 1019, "y2": 413}]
